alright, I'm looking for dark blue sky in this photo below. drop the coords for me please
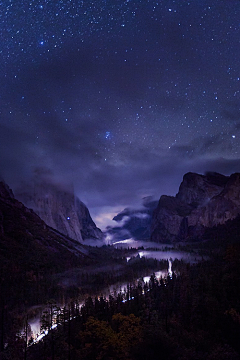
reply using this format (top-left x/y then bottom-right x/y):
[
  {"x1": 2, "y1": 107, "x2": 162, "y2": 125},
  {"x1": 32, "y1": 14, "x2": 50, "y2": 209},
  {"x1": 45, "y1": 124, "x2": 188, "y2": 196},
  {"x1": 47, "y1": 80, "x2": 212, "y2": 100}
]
[{"x1": 1, "y1": 0, "x2": 240, "y2": 228}]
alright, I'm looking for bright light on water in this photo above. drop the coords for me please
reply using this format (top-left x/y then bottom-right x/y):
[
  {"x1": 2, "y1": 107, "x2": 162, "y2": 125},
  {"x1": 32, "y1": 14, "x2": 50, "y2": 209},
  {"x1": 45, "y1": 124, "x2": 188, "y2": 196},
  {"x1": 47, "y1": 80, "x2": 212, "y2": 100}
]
[
  {"x1": 143, "y1": 263, "x2": 172, "y2": 283},
  {"x1": 113, "y1": 238, "x2": 136, "y2": 245},
  {"x1": 24, "y1": 241, "x2": 204, "y2": 345},
  {"x1": 168, "y1": 259, "x2": 172, "y2": 277},
  {"x1": 112, "y1": 239, "x2": 173, "y2": 249}
]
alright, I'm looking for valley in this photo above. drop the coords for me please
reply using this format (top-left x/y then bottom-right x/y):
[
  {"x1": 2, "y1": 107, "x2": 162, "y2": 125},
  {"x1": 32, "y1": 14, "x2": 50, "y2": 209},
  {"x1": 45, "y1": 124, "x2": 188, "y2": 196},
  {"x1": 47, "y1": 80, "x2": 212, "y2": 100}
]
[
  {"x1": 1, "y1": 172, "x2": 240, "y2": 359},
  {"x1": 19, "y1": 242, "x2": 204, "y2": 344}
]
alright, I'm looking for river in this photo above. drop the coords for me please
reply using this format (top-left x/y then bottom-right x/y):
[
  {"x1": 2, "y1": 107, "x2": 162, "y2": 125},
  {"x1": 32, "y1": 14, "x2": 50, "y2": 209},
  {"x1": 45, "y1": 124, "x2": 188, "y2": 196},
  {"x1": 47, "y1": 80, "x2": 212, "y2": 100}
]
[
  {"x1": 113, "y1": 238, "x2": 204, "y2": 262},
  {"x1": 24, "y1": 241, "x2": 203, "y2": 343}
]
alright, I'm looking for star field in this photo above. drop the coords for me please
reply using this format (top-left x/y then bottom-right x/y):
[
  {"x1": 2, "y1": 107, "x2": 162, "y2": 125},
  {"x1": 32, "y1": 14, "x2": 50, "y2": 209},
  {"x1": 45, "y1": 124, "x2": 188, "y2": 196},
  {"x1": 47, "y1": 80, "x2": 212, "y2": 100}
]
[{"x1": 1, "y1": 0, "x2": 240, "y2": 226}]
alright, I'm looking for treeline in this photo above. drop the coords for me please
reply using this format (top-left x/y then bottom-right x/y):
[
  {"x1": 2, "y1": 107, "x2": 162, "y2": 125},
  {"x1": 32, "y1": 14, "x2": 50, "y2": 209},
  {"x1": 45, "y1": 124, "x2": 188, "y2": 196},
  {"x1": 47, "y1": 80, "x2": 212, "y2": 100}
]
[
  {"x1": 0, "y1": 255, "x2": 169, "y2": 358},
  {"x1": 3, "y1": 242, "x2": 239, "y2": 360},
  {"x1": 43, "y1": 255, "x2": 169, "y2": 305},
  {"x1": 2, "y1": 242, "x2": 240, "y2": 359}
]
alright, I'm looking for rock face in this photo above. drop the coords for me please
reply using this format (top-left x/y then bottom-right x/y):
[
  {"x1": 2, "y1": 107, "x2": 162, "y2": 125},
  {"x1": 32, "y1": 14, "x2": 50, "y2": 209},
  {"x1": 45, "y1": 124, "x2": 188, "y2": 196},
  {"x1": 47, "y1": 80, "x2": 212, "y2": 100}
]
[
  {"x1": 151, "y1": 172, "x2": 240, "y2": 243},
  {"x1": 0, "y1": 180, "x2": 87, "y2": 264},
  {"x1": 0, "y1": 179, "x2": 93, "y2": 323},
  {"x1": 15, "y1": 182, "x2": 103, "y2": 243},
  {"x1": 106, "y1": 197, "x2": 158, "y2": 242}
]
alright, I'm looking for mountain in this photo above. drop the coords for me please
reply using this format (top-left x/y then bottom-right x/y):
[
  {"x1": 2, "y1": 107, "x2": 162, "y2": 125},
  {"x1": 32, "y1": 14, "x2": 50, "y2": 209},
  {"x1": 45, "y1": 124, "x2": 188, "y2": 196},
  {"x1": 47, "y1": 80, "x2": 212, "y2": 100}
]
[
  {"x1": 0, "y1": 180, "x2": 89, "y2": 268},
  {"x1": 15, "y1": 181, "x2": 104, "y2": 243},
  {"x1": 0, "y1": 180, "x2": 94, "y2": 312},
  {"x1": 106, "y1": 197, "x2": 158, "y2": 242},
  {"x1": 151, "y1": 172, "x2": 240, "y2": 243}
]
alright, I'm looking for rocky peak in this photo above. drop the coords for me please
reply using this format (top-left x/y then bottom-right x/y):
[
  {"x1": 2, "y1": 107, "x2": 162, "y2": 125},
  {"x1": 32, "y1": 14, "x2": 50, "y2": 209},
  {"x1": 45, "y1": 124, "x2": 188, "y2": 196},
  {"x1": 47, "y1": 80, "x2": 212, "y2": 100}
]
[
  {"x1": 15, "y1": 181, "x2": 103, "y2": 243},
  {"x1": 176, "y1": 172, "x2": 228, "y2": 207},
  {"x1": 0, "y1": 179, "x2": 88, "y2": 287},
  {"x1": 151, "y1": 172, "x2": 240, "y2": 243}
]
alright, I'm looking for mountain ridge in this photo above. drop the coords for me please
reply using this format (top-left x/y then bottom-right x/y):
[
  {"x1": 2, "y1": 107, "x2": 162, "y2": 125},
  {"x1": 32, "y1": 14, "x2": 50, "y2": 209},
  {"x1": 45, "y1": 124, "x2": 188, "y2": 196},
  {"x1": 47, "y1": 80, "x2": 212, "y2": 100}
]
[
  {"x1": 15, "y1": 180, "x2": 104, "y2": 243},
  {"x1": 151, "y1": 172, "x2": 240, "y2": 243},
  {"x1": 0, "y1": 181, "x2": 87, "y2": 274}
]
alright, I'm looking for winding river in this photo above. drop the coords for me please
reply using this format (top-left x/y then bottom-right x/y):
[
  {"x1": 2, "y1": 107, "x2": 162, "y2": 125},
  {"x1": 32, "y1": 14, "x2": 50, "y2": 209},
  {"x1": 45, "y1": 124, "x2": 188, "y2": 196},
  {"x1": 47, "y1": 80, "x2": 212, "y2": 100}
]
[{"x1": 23, "y1": 241, "x2": 204, "y2": 344}]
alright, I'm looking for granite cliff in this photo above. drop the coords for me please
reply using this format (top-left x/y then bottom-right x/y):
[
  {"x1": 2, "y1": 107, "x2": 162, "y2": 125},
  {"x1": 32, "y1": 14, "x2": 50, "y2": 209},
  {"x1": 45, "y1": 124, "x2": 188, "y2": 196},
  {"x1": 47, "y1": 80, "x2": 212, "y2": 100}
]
[
  {"x1": 15, "y1": 181, "x2": 103, "y2": 243},
  {"x1": 0, "y1": 180, "x2": 88, "y2": 270},
  {"x1": 151, "y1": 172, "x2": 240, "y2": 243}
]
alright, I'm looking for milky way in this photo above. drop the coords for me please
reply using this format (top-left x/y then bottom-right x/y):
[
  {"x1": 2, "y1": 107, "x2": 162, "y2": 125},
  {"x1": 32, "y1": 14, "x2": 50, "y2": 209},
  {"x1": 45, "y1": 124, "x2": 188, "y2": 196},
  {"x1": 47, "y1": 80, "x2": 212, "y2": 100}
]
[{"x1": 1, "y1": 0, "x2": 240, "y2": 227}]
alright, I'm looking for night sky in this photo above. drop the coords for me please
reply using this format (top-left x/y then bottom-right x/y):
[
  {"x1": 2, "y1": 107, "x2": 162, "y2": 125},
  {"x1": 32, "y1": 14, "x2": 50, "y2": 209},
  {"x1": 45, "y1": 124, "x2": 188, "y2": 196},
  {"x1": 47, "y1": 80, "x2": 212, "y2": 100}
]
[{"x1": 1, "y1": 0, "x2": 240, "y2": 228}]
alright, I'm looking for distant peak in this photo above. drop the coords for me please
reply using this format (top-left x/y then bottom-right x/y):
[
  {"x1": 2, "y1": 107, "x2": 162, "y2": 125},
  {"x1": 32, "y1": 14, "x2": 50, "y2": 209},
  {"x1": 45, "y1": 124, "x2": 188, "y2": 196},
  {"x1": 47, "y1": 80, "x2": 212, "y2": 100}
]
[{"x1": 181, "y1": 171, "x2": 228, "y2": 188}]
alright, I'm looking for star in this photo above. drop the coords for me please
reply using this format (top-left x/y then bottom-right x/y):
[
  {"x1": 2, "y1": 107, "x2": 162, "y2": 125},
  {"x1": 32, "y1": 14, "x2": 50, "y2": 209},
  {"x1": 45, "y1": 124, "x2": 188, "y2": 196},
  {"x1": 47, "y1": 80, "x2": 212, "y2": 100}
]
[
  {"x1": 0, "y1": 0, "x2": 240, "y2": 226},
  {"x1": 105, "y1": 132, "x2": 111, "y2": 139}
]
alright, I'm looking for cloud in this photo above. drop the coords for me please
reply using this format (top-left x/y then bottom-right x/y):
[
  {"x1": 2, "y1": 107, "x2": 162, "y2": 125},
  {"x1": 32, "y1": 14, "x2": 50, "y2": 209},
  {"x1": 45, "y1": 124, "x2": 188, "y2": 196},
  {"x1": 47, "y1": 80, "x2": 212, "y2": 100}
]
[
  {"x1": 1, "y1": 19, "x2": 240, "y2": 233},
  {"x1": 2, "y1": 102, "x2": 240, "y2": 233},
  {"x1": 133, "y1": 213, "x2": 150, "y2": 220},
  {"x1": 169, "y1": 132, "x2": 238, "y2": 160}
]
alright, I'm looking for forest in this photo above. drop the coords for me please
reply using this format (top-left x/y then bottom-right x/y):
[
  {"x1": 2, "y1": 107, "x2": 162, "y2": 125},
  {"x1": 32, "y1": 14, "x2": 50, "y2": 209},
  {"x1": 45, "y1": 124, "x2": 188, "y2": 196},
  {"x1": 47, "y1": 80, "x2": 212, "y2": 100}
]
[
  {"x1": 1, "y1": 244, "x2": 240, "y2": 359},
  {"x1": 1, "y1": 217, "x2": 240, "y2": 360}
]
